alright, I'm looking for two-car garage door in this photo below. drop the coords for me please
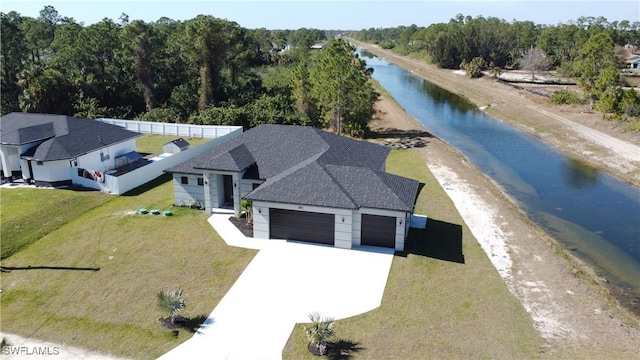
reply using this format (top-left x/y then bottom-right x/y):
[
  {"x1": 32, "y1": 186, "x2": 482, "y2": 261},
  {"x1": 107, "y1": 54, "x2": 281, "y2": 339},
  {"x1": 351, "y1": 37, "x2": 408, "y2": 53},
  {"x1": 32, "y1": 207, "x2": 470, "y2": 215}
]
[
  {"x1": 269, "y1": 209, "x2": 397, "y2": 248},
  {"x1": 270, "y1": 209, "x2": 335, "y2": 245}
]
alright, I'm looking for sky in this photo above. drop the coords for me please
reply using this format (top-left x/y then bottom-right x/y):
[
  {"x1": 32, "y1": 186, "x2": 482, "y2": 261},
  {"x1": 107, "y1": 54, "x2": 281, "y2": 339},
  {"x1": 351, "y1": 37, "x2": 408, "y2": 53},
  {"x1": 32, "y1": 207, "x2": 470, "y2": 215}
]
[{"x1": 1, "y1": 0, "x2": 639, "y2": 30}]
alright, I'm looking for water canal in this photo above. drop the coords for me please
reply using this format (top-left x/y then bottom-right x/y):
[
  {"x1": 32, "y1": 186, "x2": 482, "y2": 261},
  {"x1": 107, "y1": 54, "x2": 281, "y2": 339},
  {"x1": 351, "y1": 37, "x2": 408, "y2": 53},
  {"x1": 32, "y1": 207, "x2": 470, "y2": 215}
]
[{"x1": 359, "y1": 50, "x2": 640, "y2": 307}]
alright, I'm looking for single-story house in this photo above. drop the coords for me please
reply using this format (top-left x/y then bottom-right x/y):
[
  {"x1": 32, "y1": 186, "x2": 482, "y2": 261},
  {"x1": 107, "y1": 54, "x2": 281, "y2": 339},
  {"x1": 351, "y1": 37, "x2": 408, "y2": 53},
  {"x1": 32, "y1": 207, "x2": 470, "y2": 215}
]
[
  {"x1": 167, "y1": 124, "x2": 421, "y2": 251},
  {"x1": 0, "y1": 112, "x2": 140, "y2": 187},
  {"x1": 162, "y1": 138, "x2": 190, "y2": 154},
  {"x1": 626, "y1": 54, "x2": 640, "y2": 69}
]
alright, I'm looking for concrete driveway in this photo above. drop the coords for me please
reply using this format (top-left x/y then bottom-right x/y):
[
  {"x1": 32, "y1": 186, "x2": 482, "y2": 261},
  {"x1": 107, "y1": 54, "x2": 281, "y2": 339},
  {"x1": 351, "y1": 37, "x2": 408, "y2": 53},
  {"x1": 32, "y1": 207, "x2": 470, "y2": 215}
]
[{"x1": 159, "y1": 211, "x2": 394, "y2": 360}]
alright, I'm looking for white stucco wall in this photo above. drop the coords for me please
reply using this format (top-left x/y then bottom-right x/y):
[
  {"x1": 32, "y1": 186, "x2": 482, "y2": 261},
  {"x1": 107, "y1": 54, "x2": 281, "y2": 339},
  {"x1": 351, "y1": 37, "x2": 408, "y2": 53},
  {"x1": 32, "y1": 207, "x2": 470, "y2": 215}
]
[
  {"x1": 0, "y1": 145, "x2": 21, "y2": 177},
  {"x1": 31, "y1": 159, "x2": 72, "y2": 182},
  {"x1": 76, "y1": 139, "x2": 136, "y2": 172},
  {"x1": 172, "y1": 174, "x2": 205, "y2": 207}
]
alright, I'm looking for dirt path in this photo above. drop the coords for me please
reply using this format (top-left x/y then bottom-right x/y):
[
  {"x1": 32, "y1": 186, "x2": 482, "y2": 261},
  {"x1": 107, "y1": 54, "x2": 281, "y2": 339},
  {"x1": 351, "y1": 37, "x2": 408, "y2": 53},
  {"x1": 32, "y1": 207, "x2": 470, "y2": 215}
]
[
  {"x1": 369, "y1": 91, "x2": 640, "y2": 357},
  {"x1": 0, "y1": 333, "x2": 128, "y2": 360},
  {"x1": 354, "y1": 39, "x2": 640, "y2": 187}
]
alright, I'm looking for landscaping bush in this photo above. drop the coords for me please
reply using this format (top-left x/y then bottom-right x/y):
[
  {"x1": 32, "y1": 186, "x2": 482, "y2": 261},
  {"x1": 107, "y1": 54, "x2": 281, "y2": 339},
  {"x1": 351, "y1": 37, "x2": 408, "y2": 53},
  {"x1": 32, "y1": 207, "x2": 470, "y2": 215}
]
[{"x1": 549, "y1": 89, "x2": 584, "y2": 105}]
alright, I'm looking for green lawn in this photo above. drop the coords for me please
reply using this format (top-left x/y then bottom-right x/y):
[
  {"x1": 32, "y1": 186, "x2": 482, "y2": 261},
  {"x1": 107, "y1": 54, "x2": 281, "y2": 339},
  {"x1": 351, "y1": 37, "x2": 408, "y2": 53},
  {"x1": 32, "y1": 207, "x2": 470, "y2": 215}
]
[
  {"x1": 1, "y1": 147, "x2": 544, "y2": 359},
  {"x1": 282, "y1": 149, "x2": 544, "y2": 359},
  {"x1": 0, "y1": 187, "x2": 113, "y2": 259},
  {"x1": 0, "y1": 175, "x2": 257, "y2": 359}
]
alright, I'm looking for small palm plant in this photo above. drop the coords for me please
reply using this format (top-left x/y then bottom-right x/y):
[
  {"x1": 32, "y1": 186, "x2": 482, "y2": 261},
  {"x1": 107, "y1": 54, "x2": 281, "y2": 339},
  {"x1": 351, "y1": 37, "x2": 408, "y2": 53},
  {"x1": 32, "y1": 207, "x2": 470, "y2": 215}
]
[
  {"x1": 156, "y1": 288, "x2": 187, "y2": 329},
  {"x1": 238, "y1": 199, "x2": 253, "y2": 224},
  {"x1": 304, "y1": 312, "x2": 335, "y2": 356}
]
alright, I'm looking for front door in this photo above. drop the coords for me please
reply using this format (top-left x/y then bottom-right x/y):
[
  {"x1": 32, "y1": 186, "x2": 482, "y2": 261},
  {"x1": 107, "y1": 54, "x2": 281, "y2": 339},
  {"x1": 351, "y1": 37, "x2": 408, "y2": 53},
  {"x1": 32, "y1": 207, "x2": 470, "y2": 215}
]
[{"x1": 223, "y1": 175, "x2": 233, "y2": 205}]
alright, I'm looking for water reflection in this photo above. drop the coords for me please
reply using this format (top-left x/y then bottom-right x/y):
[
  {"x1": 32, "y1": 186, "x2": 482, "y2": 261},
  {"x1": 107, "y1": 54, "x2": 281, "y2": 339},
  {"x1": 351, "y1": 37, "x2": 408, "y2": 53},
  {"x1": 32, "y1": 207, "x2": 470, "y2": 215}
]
[
  {"x1": 360, "y1": 47, "x2": 640, "y2": 308},
  {"x1": 359, "y1": 49, "x2": 375, "y2": 59},
  {"x1": 562, "y1": 158, "x2": 600, "y2": 190}
]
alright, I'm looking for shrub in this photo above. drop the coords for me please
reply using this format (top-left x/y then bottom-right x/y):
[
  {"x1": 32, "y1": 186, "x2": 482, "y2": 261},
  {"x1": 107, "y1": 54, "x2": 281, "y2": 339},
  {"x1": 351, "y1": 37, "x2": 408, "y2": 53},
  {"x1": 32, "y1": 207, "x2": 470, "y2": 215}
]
[{"x1": 549, "y1": 89, "x2": 584, "y2": 105}]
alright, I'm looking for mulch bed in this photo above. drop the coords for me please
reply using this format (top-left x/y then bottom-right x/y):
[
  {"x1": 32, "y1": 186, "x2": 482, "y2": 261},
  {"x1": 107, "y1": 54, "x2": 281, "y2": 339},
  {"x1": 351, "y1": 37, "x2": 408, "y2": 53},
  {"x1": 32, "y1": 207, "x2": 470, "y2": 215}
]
[{"x1": 229, "y1": 216, "x2": 253, "y2": 238}]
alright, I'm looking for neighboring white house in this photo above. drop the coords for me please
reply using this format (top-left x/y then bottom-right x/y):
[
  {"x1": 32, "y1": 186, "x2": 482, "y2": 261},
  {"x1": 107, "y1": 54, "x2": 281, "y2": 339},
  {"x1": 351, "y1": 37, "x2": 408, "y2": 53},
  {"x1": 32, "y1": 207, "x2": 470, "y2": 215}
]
[
  {"x1": 0, "y1": 113, "x2": 140, "y2": 187},
  {"x1": 167, "y1": 124, "x2": 421, "y2": 251},
  {"x1": 626, "y1": 54, "x2": 640, "y2": 70}
]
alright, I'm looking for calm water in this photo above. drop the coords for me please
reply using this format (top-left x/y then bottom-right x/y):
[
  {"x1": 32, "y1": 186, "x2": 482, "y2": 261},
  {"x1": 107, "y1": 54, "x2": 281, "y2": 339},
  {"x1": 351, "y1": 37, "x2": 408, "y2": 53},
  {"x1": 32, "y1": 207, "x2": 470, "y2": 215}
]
[{"x1": 360, "y1": 50, "x2": 640, "y2": 301}]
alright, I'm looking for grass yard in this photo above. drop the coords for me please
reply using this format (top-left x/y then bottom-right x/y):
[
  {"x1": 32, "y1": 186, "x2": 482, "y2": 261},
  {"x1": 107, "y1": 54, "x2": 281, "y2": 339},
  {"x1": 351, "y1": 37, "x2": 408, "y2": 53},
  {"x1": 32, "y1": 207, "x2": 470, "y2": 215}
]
[
  {"x1": 135, "y1": 134, "x2": 211, "y2": 155},
  {"x1": 0, "y1": 175, "x2": 257, "y2": 359},
  {"x1": 0, "y1": 187, "x2": 113, "y2": 259},
  {"x1": 282, "y1": 149, "x2": 544, "y2": 359}
]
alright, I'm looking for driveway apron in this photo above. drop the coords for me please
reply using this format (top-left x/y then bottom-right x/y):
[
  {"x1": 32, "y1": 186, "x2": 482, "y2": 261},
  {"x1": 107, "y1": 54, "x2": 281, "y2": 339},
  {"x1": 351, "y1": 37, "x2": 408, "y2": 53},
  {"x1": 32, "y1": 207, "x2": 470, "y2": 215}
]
[{"x1": 160, "y1": 213, "x2": 394, "y2": 359}]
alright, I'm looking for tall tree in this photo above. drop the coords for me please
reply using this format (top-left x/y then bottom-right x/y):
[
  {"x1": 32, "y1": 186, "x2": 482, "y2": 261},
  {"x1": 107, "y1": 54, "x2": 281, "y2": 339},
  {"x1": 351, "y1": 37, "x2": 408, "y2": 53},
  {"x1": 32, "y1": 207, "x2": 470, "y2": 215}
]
[
  {"x1": 309, "y1": 38, "x2": 375, "y2": 137},
  {"x1": 121, "y1": 20, "x2": 157, "y2": 111},
  {"x1": 1, "y1": 11, "x2": 27, "y2": 114},
  {"x1": 574, "y1": 33, "x2": 617, "y2": 108}
]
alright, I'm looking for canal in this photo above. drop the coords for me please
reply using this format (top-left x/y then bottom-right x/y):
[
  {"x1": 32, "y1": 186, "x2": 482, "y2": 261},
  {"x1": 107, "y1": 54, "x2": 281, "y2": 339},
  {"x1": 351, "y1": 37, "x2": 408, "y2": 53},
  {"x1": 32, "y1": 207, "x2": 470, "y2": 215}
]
[{"x1": 359, "y1": 50, "x2": 640, "y2": 305}]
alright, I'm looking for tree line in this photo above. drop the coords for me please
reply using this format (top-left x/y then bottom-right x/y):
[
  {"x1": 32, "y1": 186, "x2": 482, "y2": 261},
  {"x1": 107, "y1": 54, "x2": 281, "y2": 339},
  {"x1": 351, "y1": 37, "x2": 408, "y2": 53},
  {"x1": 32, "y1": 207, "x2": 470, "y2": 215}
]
[
  {"x1": 1, "y1": 6, "x2": 375, "y2": 136},
  {"x1": 352, "y1": 14, "x2": 640, "y2": 121}
]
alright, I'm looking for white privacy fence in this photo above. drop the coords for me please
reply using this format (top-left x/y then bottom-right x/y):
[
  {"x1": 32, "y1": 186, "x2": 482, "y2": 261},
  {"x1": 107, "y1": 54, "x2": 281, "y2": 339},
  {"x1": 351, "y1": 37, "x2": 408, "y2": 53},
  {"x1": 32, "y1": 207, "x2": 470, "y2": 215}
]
[{"x1": 96, "y1": 118, "x2": 241, "y2": 138}]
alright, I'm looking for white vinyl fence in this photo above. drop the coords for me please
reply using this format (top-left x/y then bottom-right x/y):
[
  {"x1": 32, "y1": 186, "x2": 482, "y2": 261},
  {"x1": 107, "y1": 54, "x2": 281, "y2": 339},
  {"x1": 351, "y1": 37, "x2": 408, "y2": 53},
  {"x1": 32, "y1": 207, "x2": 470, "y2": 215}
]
[{"x1": 96, "y1": 118, "x2": 241, "y2": 138}]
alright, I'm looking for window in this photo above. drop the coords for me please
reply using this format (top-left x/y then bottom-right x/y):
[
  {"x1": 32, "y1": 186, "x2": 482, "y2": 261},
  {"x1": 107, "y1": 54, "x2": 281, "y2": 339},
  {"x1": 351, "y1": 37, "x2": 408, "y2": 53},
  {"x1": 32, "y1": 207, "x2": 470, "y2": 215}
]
[
  {"x1": 197, "y1": 177, "x2": 204, "y2": 186},
  {"x1": 36, "y1": 161, "x2": 43, "y2": 166},
  {"x1": 181, "y1": 176, "x2": 188, "y2": 185}
]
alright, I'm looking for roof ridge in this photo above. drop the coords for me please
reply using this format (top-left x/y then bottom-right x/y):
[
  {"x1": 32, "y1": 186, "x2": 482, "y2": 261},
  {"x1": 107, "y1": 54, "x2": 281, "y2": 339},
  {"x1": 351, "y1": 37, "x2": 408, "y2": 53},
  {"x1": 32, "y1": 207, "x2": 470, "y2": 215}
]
[
  {"x1": 320, "y1": 162, "x2": 360, "y2": 209},
  {"x1": 373, "y1": 170, "x2": 409, "y2": 208}
]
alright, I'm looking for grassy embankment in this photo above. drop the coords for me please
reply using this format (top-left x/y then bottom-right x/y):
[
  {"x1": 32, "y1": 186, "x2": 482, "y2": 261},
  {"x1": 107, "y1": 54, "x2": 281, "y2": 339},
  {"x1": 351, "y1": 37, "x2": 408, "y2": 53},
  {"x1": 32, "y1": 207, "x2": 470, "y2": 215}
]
[
  {"x1": 282, "y1": 148, "x2": 544, "y2": 359},
  {"x1": 0, "y1": 135, "x2": 257, "y2": 359}
]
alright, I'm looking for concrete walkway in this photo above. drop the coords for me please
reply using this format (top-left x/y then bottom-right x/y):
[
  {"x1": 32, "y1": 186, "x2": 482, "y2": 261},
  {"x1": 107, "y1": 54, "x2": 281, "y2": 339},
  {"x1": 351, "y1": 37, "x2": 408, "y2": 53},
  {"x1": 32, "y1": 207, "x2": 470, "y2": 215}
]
[{"x1": 159, "y1": 210, "x2": 394, "y2": 359}]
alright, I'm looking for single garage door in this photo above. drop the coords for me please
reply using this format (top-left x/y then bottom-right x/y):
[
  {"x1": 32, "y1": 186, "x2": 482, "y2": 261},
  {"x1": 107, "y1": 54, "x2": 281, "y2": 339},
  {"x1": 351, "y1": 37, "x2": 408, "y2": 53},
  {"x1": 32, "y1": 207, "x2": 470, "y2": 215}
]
[
  {"x1": 361, "y1": 214, "x2": 396, "y2": 248},
  {"x1": 270, "y1": 209, "x2": 335, "y2": 245}
]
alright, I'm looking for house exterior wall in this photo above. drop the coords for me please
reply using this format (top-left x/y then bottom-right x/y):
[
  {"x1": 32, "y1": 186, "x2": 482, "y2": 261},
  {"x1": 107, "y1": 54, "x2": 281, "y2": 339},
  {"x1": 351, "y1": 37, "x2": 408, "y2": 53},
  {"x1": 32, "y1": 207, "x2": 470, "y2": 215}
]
[
  {"x1": 31, "y1": 159, "x2": 72, "y2": 184},
  {"x1": 75, "y1": 139, "x2": 136, "y2": 173},
  {"x1": 172, "y1": 174, "x2": 205, "y2": 207},
  {"x1": 252, "y1": 201, "x2": 409, "y2": 251},
  {"x1": 202, "y1": 171, "x2": 241, "y2": 213},
  {"x1": 252, "y1": 201, "x2": 354, "y2": 249},
  {"x1": 1, "y1": 145, "x2": 24, "y2": 177},
  {"x1": 239, "y1": 178, "x2": 262, "y2": 198}
]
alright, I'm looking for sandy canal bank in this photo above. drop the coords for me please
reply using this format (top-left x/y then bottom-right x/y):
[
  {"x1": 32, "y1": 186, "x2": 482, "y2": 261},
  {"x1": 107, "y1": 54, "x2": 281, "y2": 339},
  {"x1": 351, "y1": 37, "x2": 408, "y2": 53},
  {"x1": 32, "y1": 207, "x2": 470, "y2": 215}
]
[
  {"x1": 369, "y1": 84, "x2": 640, "y2": 356},
  {"x1": 353, "y1": 39, "x2": 640, "y2": 188}
]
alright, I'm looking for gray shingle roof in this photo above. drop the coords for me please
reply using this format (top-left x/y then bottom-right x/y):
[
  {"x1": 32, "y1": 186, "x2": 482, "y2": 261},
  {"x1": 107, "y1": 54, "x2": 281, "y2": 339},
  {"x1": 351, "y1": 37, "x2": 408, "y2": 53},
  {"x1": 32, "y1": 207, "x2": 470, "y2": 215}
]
[
  {"x1": 167, "y1": 138, "x2": 190, "y2": 148},
  {"x1": 1, "y1": 113, "x2": 140, "y2": 161},
  {"x1": 169, "y1": 124, "x2": 419, "y2": 212},
  {"x1": 246, "y1": 163, "x2": 419, "y2": 212},
  {"x1": 245, "y1": 162, "x2": 358, "y2": 209}
]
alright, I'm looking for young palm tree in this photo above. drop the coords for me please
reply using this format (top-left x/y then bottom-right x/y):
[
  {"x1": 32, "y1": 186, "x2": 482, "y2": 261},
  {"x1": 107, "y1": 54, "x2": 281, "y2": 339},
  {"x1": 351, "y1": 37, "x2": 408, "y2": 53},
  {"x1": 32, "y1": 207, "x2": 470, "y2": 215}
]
[
  {"x1": 304, "y1": 312, "x2": 335, "y2": 356},
  {"x1": 238, "y1": 199, "x2": 253, "y2": 224},
  {"x1": 156, "y1": 289, "x2": 187, "y2": 328}
]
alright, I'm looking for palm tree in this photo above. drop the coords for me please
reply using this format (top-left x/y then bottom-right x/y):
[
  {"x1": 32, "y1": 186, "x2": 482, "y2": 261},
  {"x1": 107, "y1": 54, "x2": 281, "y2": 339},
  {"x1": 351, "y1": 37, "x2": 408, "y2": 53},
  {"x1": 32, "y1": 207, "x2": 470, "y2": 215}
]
[
  {"x1": 304, "y1": 312, "x2": 335, "y2": 356},
  {"x1": 238, "y1": 199, "x2": 253, "y2": 224},
  {"x1": 156, "y1": 289, "x2": 187, "y2": 329}
]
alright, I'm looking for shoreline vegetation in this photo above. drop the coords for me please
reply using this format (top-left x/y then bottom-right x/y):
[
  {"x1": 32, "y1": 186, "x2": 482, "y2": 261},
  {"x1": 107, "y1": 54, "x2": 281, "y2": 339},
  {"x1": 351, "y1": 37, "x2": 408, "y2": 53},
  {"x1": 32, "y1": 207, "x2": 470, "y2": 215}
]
[
  {"x1": 354, "y1": 34, "x2": 640, "y2": 316},
  {"x1": 350, "y1": 38, "x2": 640, "y2": 189}
]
